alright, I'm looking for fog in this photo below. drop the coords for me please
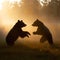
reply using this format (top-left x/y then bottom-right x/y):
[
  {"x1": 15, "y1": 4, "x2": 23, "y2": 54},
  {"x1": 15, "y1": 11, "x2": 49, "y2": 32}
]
[{"x1": 0, "y1": 0, "x2": 60, "y2": 48}]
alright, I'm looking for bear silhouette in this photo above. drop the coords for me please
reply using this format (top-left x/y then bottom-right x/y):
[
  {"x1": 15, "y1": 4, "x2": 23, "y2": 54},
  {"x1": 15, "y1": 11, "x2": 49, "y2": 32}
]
[
  {"x1": 32, "y1": 19, "x2": 53, "y2": 45},
  {"x1": 6, "y1": 20, "x2": 31, "y2": 46}
]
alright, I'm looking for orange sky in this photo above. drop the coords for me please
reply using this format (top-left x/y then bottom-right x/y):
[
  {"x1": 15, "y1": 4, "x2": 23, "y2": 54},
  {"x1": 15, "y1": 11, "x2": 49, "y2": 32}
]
[{"x1": 0, "y1": 0, "x2": 60, "y2": 48}]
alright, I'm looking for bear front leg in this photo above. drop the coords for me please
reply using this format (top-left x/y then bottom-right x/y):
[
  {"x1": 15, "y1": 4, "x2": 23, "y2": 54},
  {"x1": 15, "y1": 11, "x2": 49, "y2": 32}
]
[
  {"x1": 24, "y1": 31, "x2": 31, "y2": 38},
  {"x1": 20, "y1": 31, "x2": 31, "y2": 38},
  {"x1": 33, "y1": 32, "x2": 36, "y2": 34},
  {"x1": 33, "y1": 31, "x2": 40, "y2": 35},
  {"x1": 33, "y1": 31, "x2": 38, "y2": 35}
]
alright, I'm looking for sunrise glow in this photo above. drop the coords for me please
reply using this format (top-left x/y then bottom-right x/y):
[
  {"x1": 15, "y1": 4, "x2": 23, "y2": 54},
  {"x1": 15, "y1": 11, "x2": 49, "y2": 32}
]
[
  {"x1": 38, "y1": 0, "x2": 51, "y2": 7},
  {"x1": 0, "y1": 0, "x2": 22, "y2": 10},
  {"x1": 9, "y1": 0, "x2": 22, "y2": 8},
  {"x1": 0, "y1": 0, "x2": 4, "y2": 10},
  {"x1": 1, "y1": 19, "x2": 16, "y2": 32},
  {"x1": 9, "y1": 0, "x2": 22, "y2": 4}
]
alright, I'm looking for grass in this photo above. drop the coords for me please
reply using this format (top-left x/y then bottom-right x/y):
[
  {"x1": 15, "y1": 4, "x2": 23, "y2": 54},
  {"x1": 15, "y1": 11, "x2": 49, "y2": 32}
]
[{"x1": 0, "y1": 44, "x2": 60, "y2": 60}]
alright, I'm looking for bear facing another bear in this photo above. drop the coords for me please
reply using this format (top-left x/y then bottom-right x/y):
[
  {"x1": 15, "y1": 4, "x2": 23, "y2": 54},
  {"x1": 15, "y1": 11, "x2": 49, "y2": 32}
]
[
  {"x1": 6, "y1": 19, "x2": 53, "y2": 46},
  {"x1": 6, "y1": 20, "x2": 31, "y2": 46},
  {"x1": 32, "y1": 19, "x2": 53, "y2": 46}
]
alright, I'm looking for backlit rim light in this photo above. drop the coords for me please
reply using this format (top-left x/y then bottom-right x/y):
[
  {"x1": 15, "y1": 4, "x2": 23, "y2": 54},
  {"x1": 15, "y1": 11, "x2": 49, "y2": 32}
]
[
  {"x1": 0, "y1": 0, "x2": 5, "y2": 10},
  {"x1": 0, "y1": 0, "x2": 22, "y2": 10},
  {"x1": 38, "y1": 0, "x2": 51, "y2": 7}
]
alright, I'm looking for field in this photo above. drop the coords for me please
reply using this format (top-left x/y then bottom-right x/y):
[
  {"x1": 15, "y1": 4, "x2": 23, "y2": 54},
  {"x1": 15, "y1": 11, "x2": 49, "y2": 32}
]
[{"x1": 0, "y1": 44, "x2": 60, "y2": 60}]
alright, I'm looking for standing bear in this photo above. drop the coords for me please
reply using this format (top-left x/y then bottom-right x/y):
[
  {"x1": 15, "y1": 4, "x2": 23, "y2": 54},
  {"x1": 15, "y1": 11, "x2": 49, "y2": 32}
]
[
  {"x1": 6, "y1": 20, "x2": 31, "y2": 46},
  {"x1": 32, "y1": 19, "x2": 53, "y2": 46}
]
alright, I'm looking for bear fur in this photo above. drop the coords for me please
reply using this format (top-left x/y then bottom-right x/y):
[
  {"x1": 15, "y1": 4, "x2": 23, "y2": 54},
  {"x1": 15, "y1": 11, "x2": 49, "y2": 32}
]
[
  {"x1": 6, "y1": 20, "x2": 31, "y2": 46},
  {"x1": 32, "y1": 19, "x2": 53, "y2": 45}
]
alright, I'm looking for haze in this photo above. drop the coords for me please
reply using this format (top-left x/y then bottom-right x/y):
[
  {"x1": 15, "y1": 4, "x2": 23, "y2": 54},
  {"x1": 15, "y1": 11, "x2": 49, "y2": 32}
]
[{"x1": 0, "y1": 0, "x2": 60, "y2": 49}]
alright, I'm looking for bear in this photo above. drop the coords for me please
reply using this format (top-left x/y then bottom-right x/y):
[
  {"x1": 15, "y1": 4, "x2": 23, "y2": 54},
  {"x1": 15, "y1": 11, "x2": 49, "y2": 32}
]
[
  {"x1": 32, "y1": 19, "x2": 53, "y2": 46},
  {"x1": 6, "y1": 20, "x2": 31, "y2": 46}
]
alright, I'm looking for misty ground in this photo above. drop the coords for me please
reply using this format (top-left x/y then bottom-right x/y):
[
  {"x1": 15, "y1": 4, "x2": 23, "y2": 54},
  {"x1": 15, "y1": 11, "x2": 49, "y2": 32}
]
[{"x1": 0, "y1": 44, "x2": 60, "y2": 60}]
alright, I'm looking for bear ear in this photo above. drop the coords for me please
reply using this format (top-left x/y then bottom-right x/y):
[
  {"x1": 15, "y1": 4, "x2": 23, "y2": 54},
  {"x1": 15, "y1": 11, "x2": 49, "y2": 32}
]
[
  {"x1": 18, "y1": 20, "x2": 20, "y2": 22},
  {"x1": 36, "y1": 19, "x2": 39, "y2": 21},
  {"x1": 21, "y1": 20, "x2": 23, "y2": 22}
]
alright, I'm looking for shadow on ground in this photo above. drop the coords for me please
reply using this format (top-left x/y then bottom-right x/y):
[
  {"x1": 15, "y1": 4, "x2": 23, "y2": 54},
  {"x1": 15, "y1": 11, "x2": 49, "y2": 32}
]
[{"x1": 0, "y1": 44, "x2": 60, "y2": 60}]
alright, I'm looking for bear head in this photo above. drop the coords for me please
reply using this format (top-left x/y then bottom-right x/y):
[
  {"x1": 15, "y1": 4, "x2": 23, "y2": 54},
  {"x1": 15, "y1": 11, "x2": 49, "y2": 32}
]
[
  {"x1": 32, "y1": 19, "x2": 44, "y2": 27},
  {"x1": 17, "y1": 20, "x2": 27, "y2": 28}
]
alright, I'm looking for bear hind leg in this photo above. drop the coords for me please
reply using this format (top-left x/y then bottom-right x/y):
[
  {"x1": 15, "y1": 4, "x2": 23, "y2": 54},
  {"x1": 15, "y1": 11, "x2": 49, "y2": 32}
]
[
  {"x1": 40, "y1": 36, "x2": 47, "y2": 43},
  {"x1": 47, "y1": 38, "x2": 53, "y2": 46}
]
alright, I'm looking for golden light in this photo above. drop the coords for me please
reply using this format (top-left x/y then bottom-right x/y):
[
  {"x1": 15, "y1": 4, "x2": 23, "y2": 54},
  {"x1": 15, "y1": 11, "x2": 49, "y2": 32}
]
[
  {"x1": 38, "y1": 0, "x2": 51, "y2": 7},
  {"x1": 9, "y1": 0, "x2": 22, "y2": 4},
  {"x1": 0, "y1": 0, "x2": 22, "y2": 31},
  {"x1": 1, "y1": 19, "x2": 17, "y2": 33},
  {"x1": 8, "y1": 0, "x2": 22, "y2": 8},
  {"x1": 0, "y1": 0, "x2": 5, "y2": 10},
  {"x1": 0, "y1": 5, "x2": 3, "y2": 10},
  {"x1": 0, "y1": 0, "x2": 22, "y2": 10}
]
